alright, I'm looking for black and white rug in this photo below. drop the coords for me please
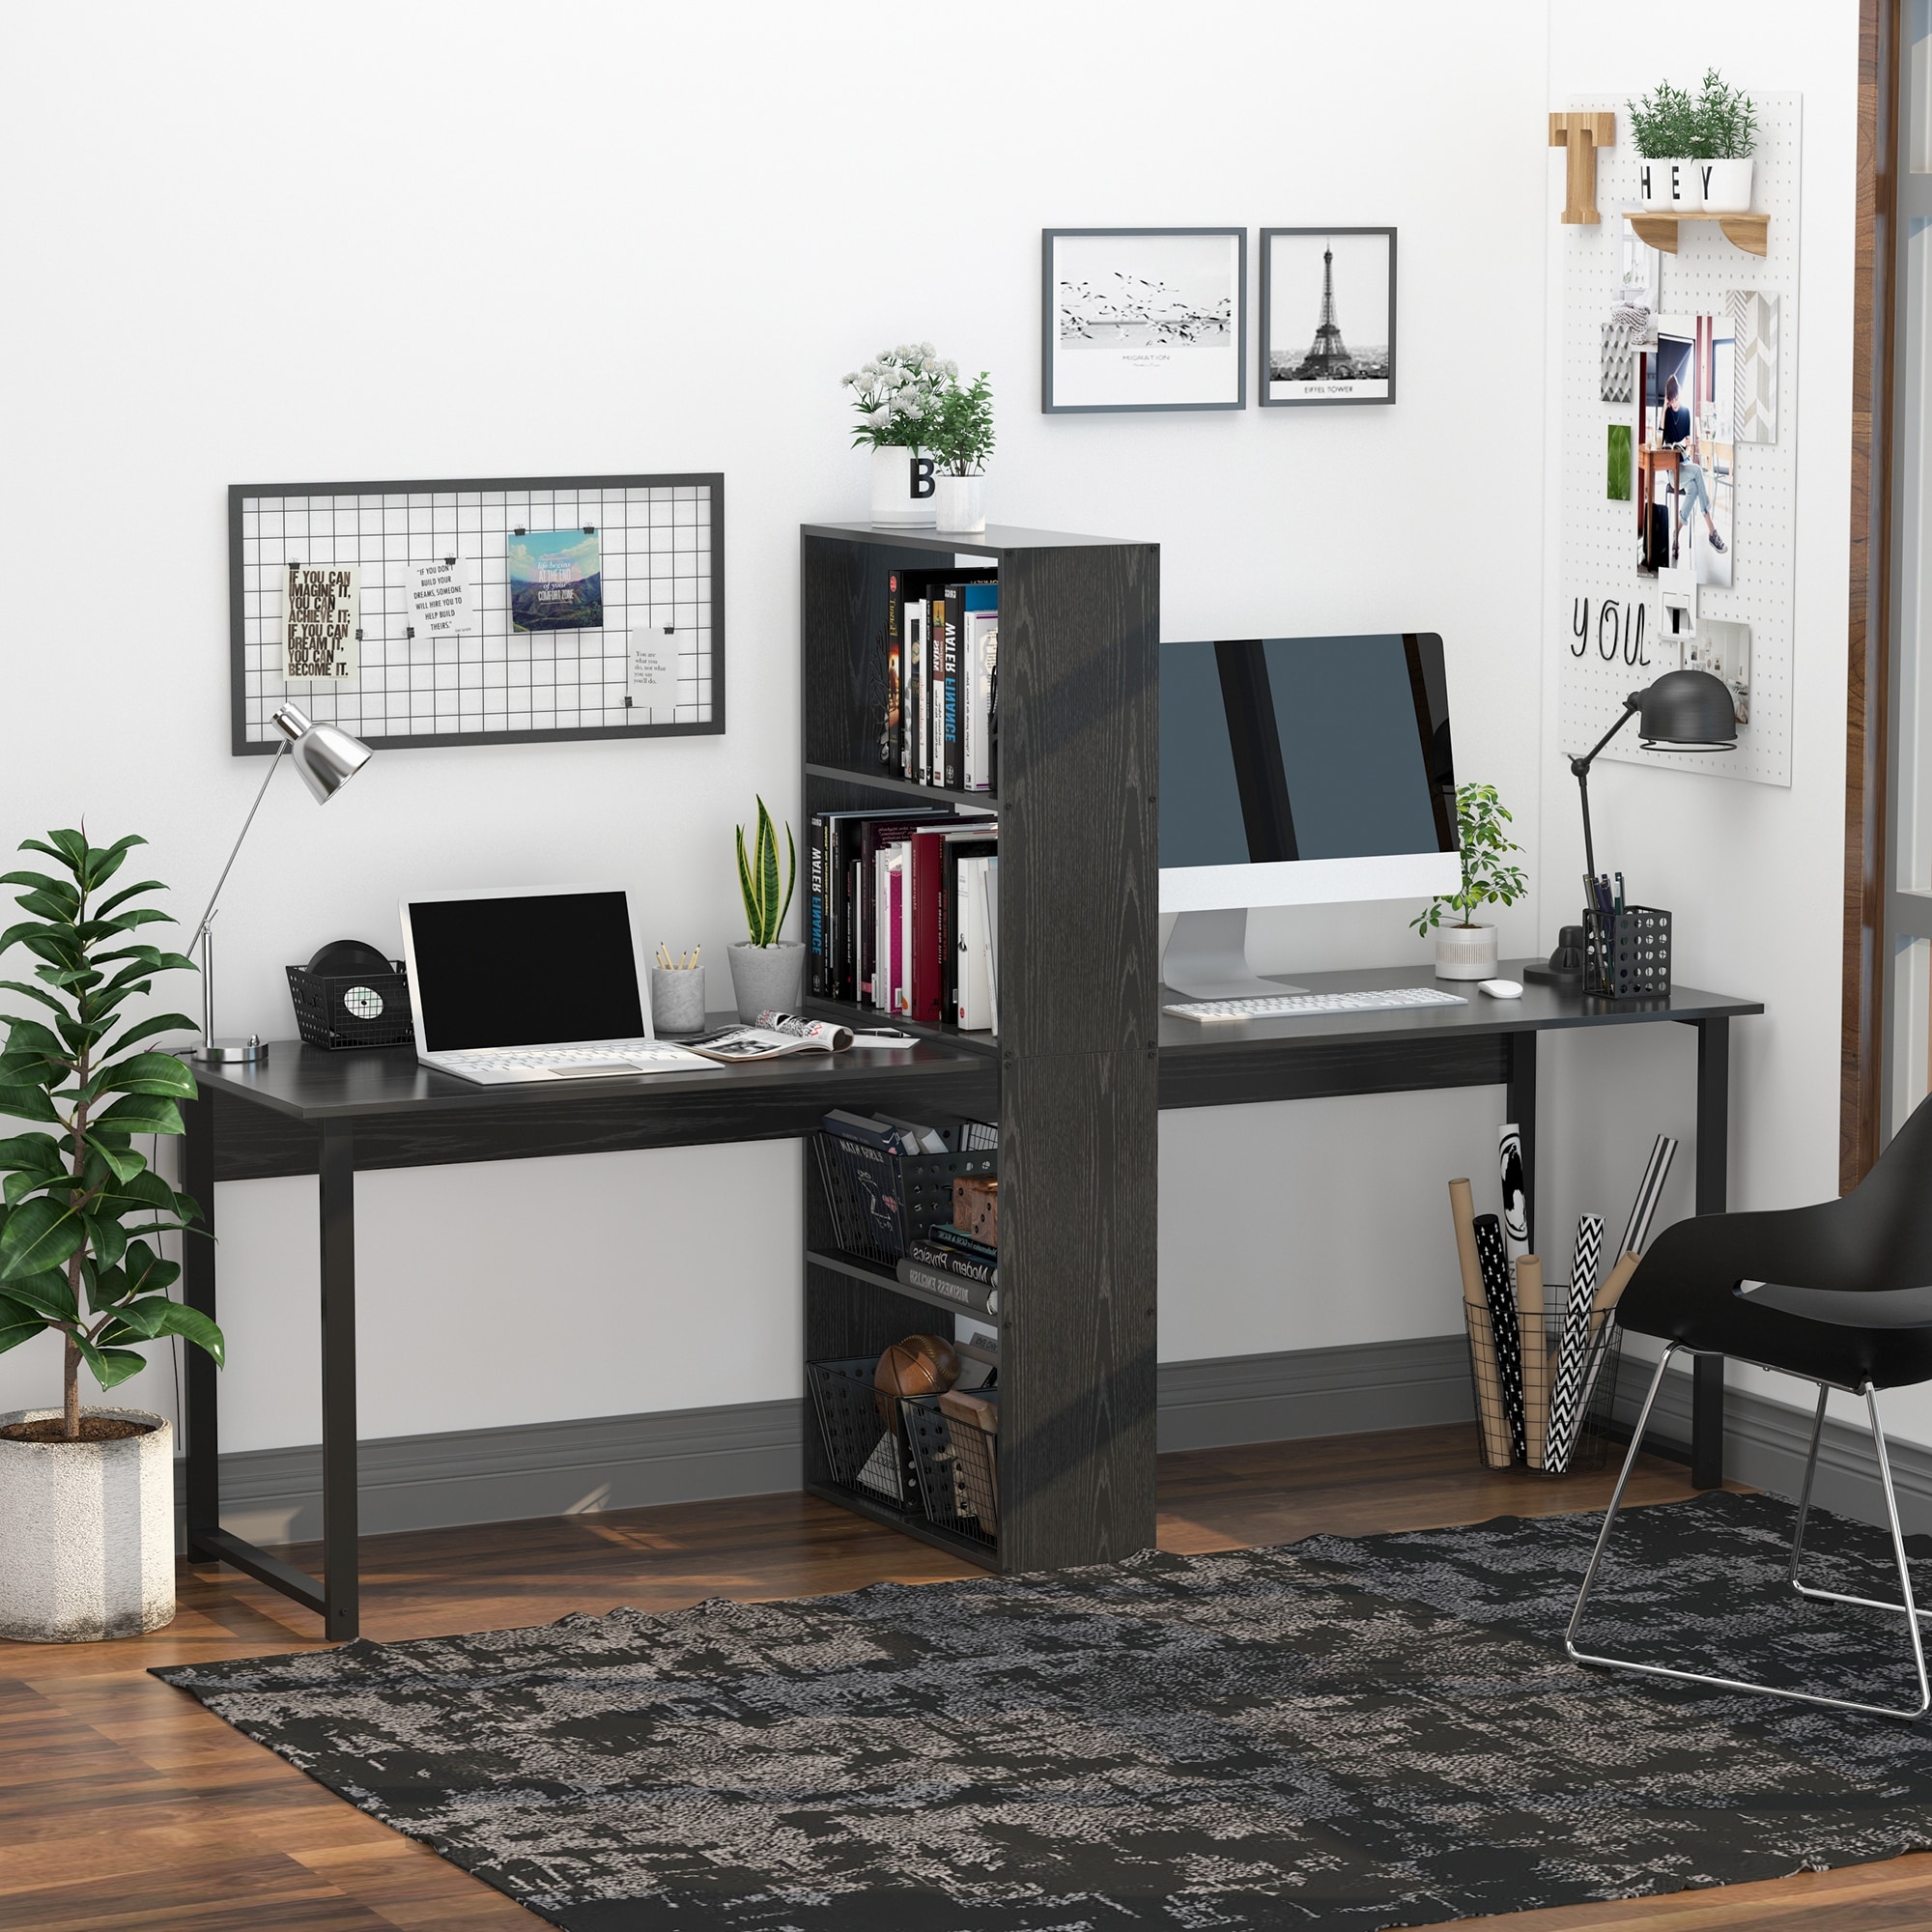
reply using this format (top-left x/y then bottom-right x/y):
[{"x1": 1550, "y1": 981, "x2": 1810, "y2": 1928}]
[{"x1": 156, "y1": 1492, "x2": 1932, "y2": 1930}]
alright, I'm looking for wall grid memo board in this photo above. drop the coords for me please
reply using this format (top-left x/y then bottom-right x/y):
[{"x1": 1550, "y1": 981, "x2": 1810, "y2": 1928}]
[
  {"x1": 228, "y1": 473, "x2": 724, "y2": 755},
  {"x1": 1557, "y1": 94, "x2": 1798, "y2": 789}
]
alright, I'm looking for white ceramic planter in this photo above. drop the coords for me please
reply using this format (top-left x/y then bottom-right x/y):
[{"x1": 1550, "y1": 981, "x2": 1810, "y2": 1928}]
[
  {"x1": 727, "y1": 940, "x2": 804, "y2": 1022},
  {"x1": 1435, "y1": 924, "x2": 1499, "y2": 981},
  {"x1": 869, "y1": 445, "x2": 937, "y2": 526},
  {"x1": 1700, "y1": 157, "x2": 1754, "y2": 213},
  {"x1": 1639, "y1": 158, "x2": 1703, "y2": 212},
  {"x1": 0, "y1": 1407, "x2": 174, "y2": 1642},
  {"x1": 933, "y1": 474, "x2": 986, "y2": 534}
]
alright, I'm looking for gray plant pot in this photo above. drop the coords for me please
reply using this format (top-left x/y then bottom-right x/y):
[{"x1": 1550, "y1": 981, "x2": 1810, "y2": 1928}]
[
  {"x1": 0, "y1": 1407, "x2": 175, "y2": 1641},
  {"x1": 727, "y1": 940, "x2": 805, "y2": 1023}
]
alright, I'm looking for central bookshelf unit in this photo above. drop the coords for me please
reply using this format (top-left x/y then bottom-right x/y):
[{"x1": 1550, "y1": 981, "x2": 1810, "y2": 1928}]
[{"x1": 799, "y1": 521, "x2": 1159, "y2": 1573}]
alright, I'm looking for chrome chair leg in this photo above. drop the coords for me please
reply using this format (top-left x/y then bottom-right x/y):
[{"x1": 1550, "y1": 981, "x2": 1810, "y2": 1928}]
[
  {"x1": 1789, "y1": 1382, "x2": 1932, "y2": 1623},
  {"x1": 1568, "y1": 1360, "x2": 1932, "y2": 1719}
]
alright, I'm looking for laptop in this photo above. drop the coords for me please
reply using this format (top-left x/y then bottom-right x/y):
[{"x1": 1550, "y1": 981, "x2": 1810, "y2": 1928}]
[{"x1": 399, "y1": 886, "x2": 711, "y2": 1085}]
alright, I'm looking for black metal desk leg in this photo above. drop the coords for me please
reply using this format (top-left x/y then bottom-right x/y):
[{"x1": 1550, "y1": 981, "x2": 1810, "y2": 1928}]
[
  {"x1": 1690, "y1": 1017, "x2": 1731, "y2": 1490},
  {"x1": 182, "y1": 1095, "x2": 219, "y2": 1560},
  {"x1": 1507, "y1": 1031, "x2": 1537, "y2": 1252},
  {"x1": 318, "y1": 1120, "x2": 359, "y2": 1640}
]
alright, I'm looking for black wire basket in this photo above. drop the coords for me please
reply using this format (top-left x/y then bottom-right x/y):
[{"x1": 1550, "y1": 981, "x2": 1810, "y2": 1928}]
[
  {"x1": 1463, "y1": 1288, "x2": 1624, "y2": 1477},
  {"x1": 903, "y1": 1389, "x2": 999, "y2": 1548},
  {"x1": 1583, "y1": 905, "x2": 1671, "y2": 1000},
  {"x1": 813, "y1": 1122, "x2": 997, "y2": 1264},
  {"x1": 807, "y1": 1357, "x2": 921, "y2": 1513},
  {"x1": 286, "y1": 962, "x2": 415, "y2": 1050}
]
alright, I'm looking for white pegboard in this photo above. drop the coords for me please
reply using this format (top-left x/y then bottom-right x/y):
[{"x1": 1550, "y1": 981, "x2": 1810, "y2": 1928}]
[
  {"x1": 229, "y1": 473, "x2": 724, "y2": 753},
  {"x1": 1557, "y1": 95, "x2": 1800, "y2": 788}
]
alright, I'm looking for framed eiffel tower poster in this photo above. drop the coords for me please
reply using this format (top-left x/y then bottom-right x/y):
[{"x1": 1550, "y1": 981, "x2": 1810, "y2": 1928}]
[{"x1": 1260, "y1": 228, "x2": 1397, "y2": 407}]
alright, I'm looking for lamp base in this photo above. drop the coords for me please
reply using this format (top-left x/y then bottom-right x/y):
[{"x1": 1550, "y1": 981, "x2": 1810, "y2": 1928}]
[{"x1": 193, "y1": 1036, "x2": 265, "y2": 1065}]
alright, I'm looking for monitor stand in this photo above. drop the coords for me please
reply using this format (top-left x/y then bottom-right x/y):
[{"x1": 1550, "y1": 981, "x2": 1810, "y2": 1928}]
[{"x1": 1161, "y1": 908, "x2": 1308, "y2": 1000}]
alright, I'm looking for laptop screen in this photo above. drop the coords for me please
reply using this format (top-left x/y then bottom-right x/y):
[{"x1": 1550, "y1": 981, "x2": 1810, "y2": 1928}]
[{"x1": 407, "y1": 891, "x2": 646, "y2": 1051}]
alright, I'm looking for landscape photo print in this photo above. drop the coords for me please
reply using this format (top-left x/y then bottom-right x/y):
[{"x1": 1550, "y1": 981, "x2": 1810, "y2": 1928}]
[
  {"x1": 1042, "y1": 228, "x2": 1246, "y2": 412},
  {"x1": 1261, "y1": 228, "x2": 1396, "y2": 406}
]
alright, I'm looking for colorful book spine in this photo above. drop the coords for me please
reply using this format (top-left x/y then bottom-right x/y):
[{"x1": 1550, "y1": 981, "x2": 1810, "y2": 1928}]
[
  {"x1": 905, "y1": 1236, "x2": 998, "y2": 1286},
  {"x1": 1473, "y1": 1213, "x2": 1526, "y2": 1463},
  {"x1": 809, "y1": 814, "x2": 827, "y2": 996},
  {"x1": 895, "y1": 1255, "x2": 1001, "y2": 1318},
  {"x1": 922, "y1": 1223, "x2": 998, "y2": 1267},
  {"x1": 882, "y1": 573, "x2": 902, "y2": 770}
]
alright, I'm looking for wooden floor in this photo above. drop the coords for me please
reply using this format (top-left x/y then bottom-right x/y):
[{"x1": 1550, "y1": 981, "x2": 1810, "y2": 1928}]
[{"x1": 6, "y1": 1424, "x2": 1930, "y2": 1930}]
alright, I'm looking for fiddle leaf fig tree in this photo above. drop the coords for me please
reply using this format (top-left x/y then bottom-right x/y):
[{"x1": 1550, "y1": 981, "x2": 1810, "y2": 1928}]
[{"x1": 0, "y1": 828, "x2": 220, "y2": 1440}]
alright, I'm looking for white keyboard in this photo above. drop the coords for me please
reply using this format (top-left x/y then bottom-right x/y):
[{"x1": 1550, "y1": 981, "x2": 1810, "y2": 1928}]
[
  {"x1": 1164, "y1": 987, "x2": 1469, "y2": 1022},
  {"x1": 430, "y1": 1040, "x2": 702, "y2": 1082}
]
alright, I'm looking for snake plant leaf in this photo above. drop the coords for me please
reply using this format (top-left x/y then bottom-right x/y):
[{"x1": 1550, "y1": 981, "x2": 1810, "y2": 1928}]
[
  {"x1": 736, "y1": 823, "x2": 760, "y2": 940},
  {"x1": 780, "y1": 821, "x2": 796, "y2": 934},
  {"x1": 756, "y1": 797, "x2": 781, "y2": 946}
]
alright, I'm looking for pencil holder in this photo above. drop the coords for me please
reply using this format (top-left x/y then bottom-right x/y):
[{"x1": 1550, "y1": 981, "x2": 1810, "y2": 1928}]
[
  {"x1": 1583, "y1": 905, "x2": 1671, "y2": 1000},
  {"x1": 650, "y1": 965, "x2": 707, "y2": 1034}
]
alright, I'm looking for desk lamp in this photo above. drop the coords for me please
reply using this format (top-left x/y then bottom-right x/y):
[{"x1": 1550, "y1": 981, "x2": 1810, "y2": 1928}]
[{"x1": 190, "y1": 702, "x2": 373, "y2": 1065}]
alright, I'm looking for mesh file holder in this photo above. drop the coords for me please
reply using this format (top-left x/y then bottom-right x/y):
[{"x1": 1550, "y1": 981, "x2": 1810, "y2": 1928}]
[{"x1": 813, "y1": 1124, "x2": 997, "y2": 1264}]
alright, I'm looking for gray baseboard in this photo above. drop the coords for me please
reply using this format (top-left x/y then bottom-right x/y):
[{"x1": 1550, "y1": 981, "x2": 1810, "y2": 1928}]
[{"x1": 173, "y1": 1337, "x2": 1932, "y2": 1552}]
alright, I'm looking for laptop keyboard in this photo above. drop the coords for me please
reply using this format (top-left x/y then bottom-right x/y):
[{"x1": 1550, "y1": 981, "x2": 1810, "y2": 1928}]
[{"x1": 439, "y1": 1040, "x2": 694, "y2": 1073}]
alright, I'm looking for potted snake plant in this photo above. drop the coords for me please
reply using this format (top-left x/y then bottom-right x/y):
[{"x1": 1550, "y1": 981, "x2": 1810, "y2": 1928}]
[
  {"x1": 0, "y1": 828, "x2": 222, "y2": 1641},
  {"x1": 726, "y1": 797, "x2": 801, "y2": 1022}
]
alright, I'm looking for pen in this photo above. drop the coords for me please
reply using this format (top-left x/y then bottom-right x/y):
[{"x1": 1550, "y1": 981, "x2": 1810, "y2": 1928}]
[{"x1": 1613, "y1": 871, "x2": 1625, "y2": 914}]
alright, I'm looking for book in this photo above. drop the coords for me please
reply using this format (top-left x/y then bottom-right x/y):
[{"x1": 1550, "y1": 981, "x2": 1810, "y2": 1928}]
[
  {"x1": 881, "y1": 844, "x2": 908, "y2": 1014},
  {"x1": 896, "y1": 567, "x2": 994, "y2": 786},
  {"x1": 979, "y1": 855, "x2": 999, "y2": 1035},
  {"x1": 754, "y1": 1011, "x2": 853, "y2": 1047},
  {"x1": 684, "y1": 1024, "x2": 846, "y2": 1064},
  {"x1": 923, "y1": 1223, "x2": 998, "y2": 1265},
  {"x1": 895, "y1": 1254, "x2": 1001, "y2": 1318},
  {"x1": 821, "y1": 1109, "x2": 901, "y2": 1149},
  {"x1": 908, "y1": 825, "x2": 952, "y2": 1021},
  {"x1": 940, "y1": 829, "x2": 998, "y2": 1021},
  {"x1": 963, "y1": 604, "x2": 998, "y2": 791},
  {"x1": 955, "y1": 854, "x2": 994, "y2": 1030},
  {"x1": 906, "y1": 593, "x2": 927, "y2": 783},
  {"x1": 857, "y1": 812, "x2": 946, "y2": 1005},
  {"x1": 809, "y1": 814, "x2": 828, "y2": 996},
  {"x1": 881, "y1": 572, "x2": 903, "y2": 770}
]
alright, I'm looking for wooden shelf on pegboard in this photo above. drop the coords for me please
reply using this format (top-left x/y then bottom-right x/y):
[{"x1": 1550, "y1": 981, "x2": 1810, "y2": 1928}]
[{"x1": 1624, "y1": 208, "x2": 1769, "y2": 257}]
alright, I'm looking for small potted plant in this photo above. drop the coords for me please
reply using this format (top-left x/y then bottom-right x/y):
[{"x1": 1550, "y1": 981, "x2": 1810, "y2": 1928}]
[
  {"x1": 1628, "y1": 78, "x2": 1701, "y2": 212},
  {"x1": 1411, "y1": 783, "x2": 1528, "y2": 981},
  {"x1": 0, "y1": 828, "x2": 222, "y2": 1642},
  {"x1": 842, "y1": 344, "x2": 955, "y2": 527},
  {"x1": 930, "y1": 370, "x2": 994, "y2": 534},
  {"x1": 727, "y1": 796, "x2": 801, "y2": 1021},
  {"x1": 1693, "y1": 69, "x2": 1757, "y2": 213}
]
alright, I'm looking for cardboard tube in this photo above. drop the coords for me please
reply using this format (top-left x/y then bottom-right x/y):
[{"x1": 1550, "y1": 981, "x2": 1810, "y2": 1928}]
[
  {"x1": 1451, "y1": 1179, "x2": 1513, "y2": 1468},
  {"x1": 1594, "y1": 1251, "x2": 1642, "y2": 1318},
  {"x1": 1517, "y1": 1254, "x2": 1548, "y2": 1470}
]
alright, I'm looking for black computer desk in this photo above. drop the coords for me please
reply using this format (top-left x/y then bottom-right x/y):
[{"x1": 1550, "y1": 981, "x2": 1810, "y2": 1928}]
[{"x1": 184, "y1": 967, "x2": 1759, "y2": 1639}]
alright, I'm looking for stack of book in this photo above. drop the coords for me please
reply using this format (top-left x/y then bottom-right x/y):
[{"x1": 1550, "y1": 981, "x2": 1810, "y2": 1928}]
[
  {"x1": 880, "y1": 569, "x2": 998, "y2": 791},
  {"x1": 896, "y1": 1221, "x2": 1000, "y2": 1320},
  {"x1": 809, "y1": 809, "x2": 999, "y2": 1029}
]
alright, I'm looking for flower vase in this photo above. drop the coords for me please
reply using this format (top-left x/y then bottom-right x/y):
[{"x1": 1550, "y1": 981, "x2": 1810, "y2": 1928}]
[
  {"x1": 933, "y1": 474, "x2": 986, "y2": 534},
  {"x1": 869, "y1": 445, "x2": 937, "y2": 527}
]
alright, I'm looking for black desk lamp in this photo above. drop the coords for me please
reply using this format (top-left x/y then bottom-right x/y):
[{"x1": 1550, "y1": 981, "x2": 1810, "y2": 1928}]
[{"x1": 1531, "y1": 668, "x2": 1736, "y2": 988}]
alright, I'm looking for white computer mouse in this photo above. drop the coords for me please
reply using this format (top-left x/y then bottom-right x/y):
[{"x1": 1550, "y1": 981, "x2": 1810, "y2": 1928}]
[{"x1": 1478, "y1": 978, "x2": 1524, "y2": 1000}]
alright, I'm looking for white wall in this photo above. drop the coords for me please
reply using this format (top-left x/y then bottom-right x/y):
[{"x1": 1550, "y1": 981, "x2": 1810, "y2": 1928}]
[{"x1": 0, "y1": 3, "x2": 1869, "y2": 1461}]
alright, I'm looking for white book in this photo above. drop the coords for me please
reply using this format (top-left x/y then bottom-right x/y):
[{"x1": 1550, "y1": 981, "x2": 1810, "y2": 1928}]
[
  {"x1": 963, "y1": 613, "x2": 998, "y2": 790},
  {"x1": 982, "y1": 854, "x2": 1000, "y2": 1032},
  {"x1": 956, "y1": 855, "x2": 994, "y2": 1030},
  {"x1": 905, "y1": 599, "x2": 926, "y2": 782},
  {"x1": 889, "y1": 845, "x2": 912, "y2": 1015},
  {"x1": 872, "y1": 845, "x2": 891, "y2": 1009}
]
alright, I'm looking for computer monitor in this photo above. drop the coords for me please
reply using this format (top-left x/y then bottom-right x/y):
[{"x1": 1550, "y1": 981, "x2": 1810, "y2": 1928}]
[{"x1": 1159, "y1": 633, "x2": 1460, "y2": 997}]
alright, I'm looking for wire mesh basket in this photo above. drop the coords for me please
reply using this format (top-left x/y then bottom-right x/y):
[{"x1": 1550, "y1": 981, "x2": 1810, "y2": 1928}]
[
  {"x1": 903, "y1": 1390, "x2": 999, "y2": 1548},
  {"x1": 286, "y1": 962, "x2": 415, "y2": 1050},
  {"x1": 1463, "y1": 1287, "x2": 1624, "y2": 1477},
  {"x1": 1583, "y1": 905, "x2": 1671, "y2": 1000},
  {"x1": 807, "y1": 1356, "x2": 922, "y2": 1513},
  {"x1": 813, "y1": 1122, "x2": 997, "y2": 1264}
]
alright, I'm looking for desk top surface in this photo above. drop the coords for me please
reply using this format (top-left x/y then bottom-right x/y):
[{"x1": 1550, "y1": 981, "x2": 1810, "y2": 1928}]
[
  {"x1": 1156, "y1": 960, "x2": 1761, "y2": 1054},
  {"x1": 192, "y1": 1017, "x2": 992, "y2": 1124}
]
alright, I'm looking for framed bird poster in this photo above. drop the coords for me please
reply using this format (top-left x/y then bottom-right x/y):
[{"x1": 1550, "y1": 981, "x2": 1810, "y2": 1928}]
[{"x1": 1041, "y1": 228, "x2": 1246, "y2": 412}]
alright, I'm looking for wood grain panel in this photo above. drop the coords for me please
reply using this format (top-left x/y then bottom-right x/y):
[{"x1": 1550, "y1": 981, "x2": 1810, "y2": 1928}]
[
  {"x1": 1159, "y1": 1031, "x2": 1510, "y2": 1110},
  {"x1": 1001, "y1": 1045, "x2": 1159, "y2": 1571},
  {"x1": 998, "y1": 543, "x2": 1160, "y2": 1061}
]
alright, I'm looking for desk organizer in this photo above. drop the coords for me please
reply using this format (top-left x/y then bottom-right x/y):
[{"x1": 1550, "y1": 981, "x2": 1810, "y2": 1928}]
[
  {"x1": 1463, "y1": 1293, "x2": 1623, "y2": 1476},
  {"x1": 807, "y1": 1357, "x2": 922, "y2": 1514},
  {"x1": 904, "y1": 1391, "x2": 1000, "y2": 1548},
  {"x1": 285, "y1": 961, "x2": 414, "y2": 1051},
  {"x1": 1584, "y1": 904, "x2": 1671, "y2": 1000},
  {"x1": 814, "y1": 1123, "x2": 998, "y2": 1264}
]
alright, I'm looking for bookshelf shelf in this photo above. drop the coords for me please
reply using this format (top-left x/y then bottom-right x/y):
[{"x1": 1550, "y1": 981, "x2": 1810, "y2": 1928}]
[
  {"x1": 800, "y1": 520, "x2": 1159, "y2": 1577},
  {"x1": 804, "y1": 1247, "x2": 999, "y2": 1325}
]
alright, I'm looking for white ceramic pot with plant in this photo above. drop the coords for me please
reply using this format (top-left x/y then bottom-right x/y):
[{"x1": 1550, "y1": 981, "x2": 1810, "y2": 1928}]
[
  {"x1": 1628, "y1": 79, "x2": 1701, "y2": 211},
  {"x1": 726, "y1": 796, "x2": 803, "y2": 1022},
  {"x1": 0, "y1": 826, "x2": 225, "y2": 1642},
  {"x1": 1693, "y1": 69, "x2": 1757, "y2": 212},
  {"x1": 930, "y1": 369, "x2": 993, "y2": 534},
  {"x1": 843, "y1": 344, "x2": 954, "y2": 526},
  {"x1": 1412, "y1": 782, "x2": 1529, "y2": 981}
]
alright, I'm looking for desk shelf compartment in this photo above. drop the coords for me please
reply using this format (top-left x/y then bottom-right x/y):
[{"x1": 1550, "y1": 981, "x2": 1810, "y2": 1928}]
[
  {"x1": 808, "y1": 1358, "x2": 923, "y2": 1516},
  {"x1": 904, "y1": 1391, "x2": 999, "y2": 1550},
  {"x1": 813, "y1": 1124, "x2": 997, "y2": 1266}
]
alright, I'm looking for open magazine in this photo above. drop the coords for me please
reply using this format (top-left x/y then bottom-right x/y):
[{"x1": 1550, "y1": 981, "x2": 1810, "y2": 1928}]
[{"x1": 680, "y1": 1011, "x2": 854, "y2": 1064}]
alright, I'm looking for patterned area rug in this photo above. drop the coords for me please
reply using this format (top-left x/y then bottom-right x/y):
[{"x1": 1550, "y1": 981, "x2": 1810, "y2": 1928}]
[{"x1": 156, "y1": 1492, "x2": 1932, "y2": 1930}]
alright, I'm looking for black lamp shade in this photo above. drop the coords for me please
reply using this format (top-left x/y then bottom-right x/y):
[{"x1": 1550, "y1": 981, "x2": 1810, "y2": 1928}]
[{"x1": 1635, "y1": 668, "x2": 1737, "y2": 751}]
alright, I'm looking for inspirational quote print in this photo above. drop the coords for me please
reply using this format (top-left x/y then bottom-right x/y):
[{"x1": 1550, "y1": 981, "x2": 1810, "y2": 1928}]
[{"x1": 281, "y1": 563, "x2": 360, "y2": 682}]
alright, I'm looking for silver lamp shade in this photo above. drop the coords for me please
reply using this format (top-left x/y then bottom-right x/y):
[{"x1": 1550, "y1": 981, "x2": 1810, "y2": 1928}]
[{"x1": 272, "y1": 702, "x2": 374, "y2": 803}]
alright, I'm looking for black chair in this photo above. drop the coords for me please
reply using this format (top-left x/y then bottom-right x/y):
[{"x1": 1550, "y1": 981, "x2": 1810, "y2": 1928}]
[{"x1": 1568, "y1": 1094, "x2": 1932, "y2": 1719}]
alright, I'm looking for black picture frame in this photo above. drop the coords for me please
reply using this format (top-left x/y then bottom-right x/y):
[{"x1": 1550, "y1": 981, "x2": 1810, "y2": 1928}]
[
  {"x1": 1041, "y1": 227, "x2": 1247, "y2": 413},
  {"x1": 1259, "y1": 227, "x2": 1398, "y2": 408}
]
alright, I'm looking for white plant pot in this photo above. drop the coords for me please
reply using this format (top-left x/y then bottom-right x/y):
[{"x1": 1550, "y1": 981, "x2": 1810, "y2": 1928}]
[
  {"x1": 1700, "y1": 156, "x2": 1754, "y2": 213},
  {"x1": 869, "y1": 444, "x2": 937, "y2": 526},
  {"x1": 1639, "y1": 158, "x2": 1702, "y2": 212},
  {"x1": 1435, "y1": 924, "x2": 1500, "y2": 981},
  {"x1": 0, "y1": 1407, "x2": 174, "y2": 1642},
  {"x1": 727, "y1": 940, "x2": 804, "y2": 1023},
  {"x1": 933, "y1": 474, "x2": 986, "y2": 534}
]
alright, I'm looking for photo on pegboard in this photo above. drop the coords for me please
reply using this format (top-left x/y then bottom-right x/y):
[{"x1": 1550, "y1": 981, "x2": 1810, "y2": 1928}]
[
  {"x1": 1600, "y1": 321, "x2": 1636, "y2": 404},
  {"x1": 508, "y1": 529, "x2": 603, "y2": 633},
  {"x1": 1635, "y1": 313, "x2": 1733, "y2": 589},
  {"x1": 1729, "y1": 289, "x2": 1779, "y2": 444},
  {"x1": 1606, "y1": 423, "x2": 1632, "y2": 500},
  {"x1": 1687, "y1": 617, "x2": 1750, "y2": 728}
]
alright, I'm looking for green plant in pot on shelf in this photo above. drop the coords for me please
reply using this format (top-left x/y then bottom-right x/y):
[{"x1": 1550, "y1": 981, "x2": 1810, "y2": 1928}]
[
  {"x1": 728, "y1": 796, "x2": 800, "y2": 1023},
  {"x1": 0, "y1": 828, "x2": 222, "y2": 1642},
  {"x1": 929, "y1": 370, "x2": 995, "y2": 534},
  {"x1": 843, "y1": 342, "x2": 956, "y2": 528},
  {"x1": 1411, "y1": 783, "x2": 1528, "y2": 982},
  {"x1": 1628, "y1": 68, "x2": 1758, "y2": 214}
]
